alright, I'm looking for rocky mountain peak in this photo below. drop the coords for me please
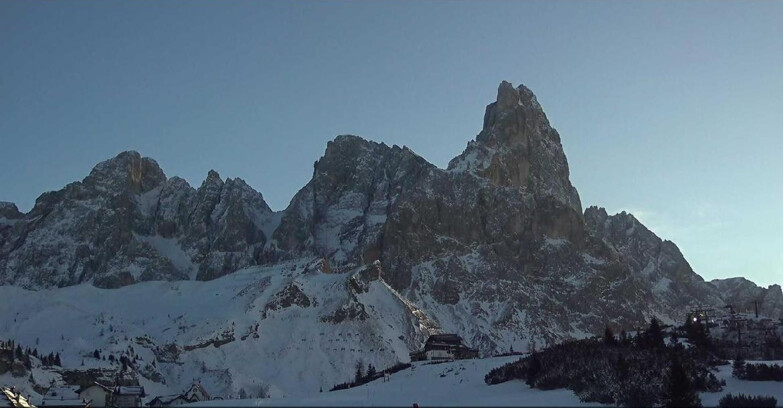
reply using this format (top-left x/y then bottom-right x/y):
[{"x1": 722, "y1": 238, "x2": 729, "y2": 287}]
[
  {"x1": 204, "y1": 169, "x2": 223, "y2": 185},
  {"x1": 448, "y1": 81, "x2": 581, "y2": 214},
  {"x1": 0, "y1": 202, "x2": 22, "y2": 219},
  {"x1": 492, "y1": 80, "x2": 542, "y2": 117},
  {"x1": 84, "y1": 150, "x2": 167, "y2": 194}
]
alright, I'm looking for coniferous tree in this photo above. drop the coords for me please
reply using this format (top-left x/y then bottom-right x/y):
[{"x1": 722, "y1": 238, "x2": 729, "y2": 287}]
[
  {"x1": 647, "y1": 318, "x2": 665, "y2": 349},
  {"x1": 732, "y1": 357, "x2": 746, "y2": 379},
  {"x1": 526, "y1": 354, "x2": 542, "y2": 387},
  {"x1": 685, "y1": 317, "x2": 710, "y2": 349},
  {"x1": 604, "y1": 326, "x2": 616, "y2": 346},
  {"x1": 354, "y1": 360, "x2": 365, "y2": 383},
  {"x1": 55, "y1": 353, "x2": 61, "y2": 366},
  {"x1": 664, "y1": 358, "x2": 702, "y2": 408}
]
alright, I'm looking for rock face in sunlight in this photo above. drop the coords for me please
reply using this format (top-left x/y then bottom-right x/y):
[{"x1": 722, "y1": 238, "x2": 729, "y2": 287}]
[{"x1": 0, "y1": 81, "x2": 780, "y2": 400}]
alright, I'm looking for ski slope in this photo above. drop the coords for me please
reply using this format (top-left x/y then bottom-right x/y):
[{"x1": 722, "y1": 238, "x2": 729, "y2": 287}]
[{"x1": 188, "y1": 356, "x2": 603, "y2": 407}]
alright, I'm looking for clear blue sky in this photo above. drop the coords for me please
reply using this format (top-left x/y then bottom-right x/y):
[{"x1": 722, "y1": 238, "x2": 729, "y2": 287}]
[{"x1": 1, "y1": 1, "x2": 781, "y2": 287}]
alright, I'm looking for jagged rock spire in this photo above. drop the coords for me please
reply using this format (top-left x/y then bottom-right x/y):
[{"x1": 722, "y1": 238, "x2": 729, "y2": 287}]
[{"x1": 448, "y1": 81, "x2": 581, "y2": 214}]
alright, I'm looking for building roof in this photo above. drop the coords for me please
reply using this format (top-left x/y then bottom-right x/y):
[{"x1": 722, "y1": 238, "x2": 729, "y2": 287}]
[
  {"x1": 148, "y1": 394, "x2": 188, "y2": 405},
  {"x1": 43, "y1": 387, "x2": 80, "y2": 400},
  {"x1": 1, "y1": 388, "x2": 36, "y2": 408},
  {"x1": 39, "y1": 400, "x2": 85, "y2": 407},
  {"x1": 75, "y1": 383, "x2": 111, "y2": 394},
  {"x1": 428, "y1": 334, "x2": 462, "y2": 342},
  {"x1": 183, "y1": 383, "x2": 210, "y2": 401},
  {"x1": 114, "y1": 387, "x2": 145, "y2": 397}
]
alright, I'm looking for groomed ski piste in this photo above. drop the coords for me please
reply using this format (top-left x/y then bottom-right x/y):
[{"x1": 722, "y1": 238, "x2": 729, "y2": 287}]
[
  {"x1": 187, "y1": 355, "x2": 600, "y2": 407},
  {"x1": 187, "y1": 357, "x2": 783, "y2": 407}
]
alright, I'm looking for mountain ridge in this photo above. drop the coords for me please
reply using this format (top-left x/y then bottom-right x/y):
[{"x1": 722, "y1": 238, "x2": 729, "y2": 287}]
[{"x1": 1, "y1": 80, "x2": 779, "y2": 348}]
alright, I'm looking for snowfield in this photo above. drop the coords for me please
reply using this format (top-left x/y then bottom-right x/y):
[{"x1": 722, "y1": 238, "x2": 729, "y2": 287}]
[
  {"x1": 188, "y1": 356, "x2": 604, "y2": 407},
  {"x1": 186, "y1": 357, "x2": 783, "y2": 407},
  {"x1": 700, "y1": 361, "x2": 783, "y2": 407}
]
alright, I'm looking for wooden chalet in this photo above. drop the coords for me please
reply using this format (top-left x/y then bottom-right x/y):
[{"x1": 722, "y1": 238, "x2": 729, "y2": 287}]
[
  {"x1": 111, "y1": 387, "x2": 144, "y2": 408},
  {"x1": 409, "y1": 334, "x2": 479, "y2": 362},
  {"x1": 75, "y1": 383, "x2": 111, "y2": 408},
  {"x1": 40, "y1": 386, "x2": 89, "y2": 408}
]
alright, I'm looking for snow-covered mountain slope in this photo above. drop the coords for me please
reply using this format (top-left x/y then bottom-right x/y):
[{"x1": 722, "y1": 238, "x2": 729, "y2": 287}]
[{"x1": 0, "y1": 259, "x2": 433, "y2": 399}]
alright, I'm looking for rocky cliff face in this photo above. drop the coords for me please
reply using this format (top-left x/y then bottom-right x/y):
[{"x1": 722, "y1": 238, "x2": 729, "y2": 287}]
[
  {"x1": 710, "y1": 277, "x2": 783, "y2": 318},
  {"x1": 0, "y1": 151, "x2": 278, "y2": 288},
  {"x1": 584, "y1": 206, "x2": 727, "y2": 321},
  {"x1": 1, "y1": 81, "x2": 779, "y2": 355}
]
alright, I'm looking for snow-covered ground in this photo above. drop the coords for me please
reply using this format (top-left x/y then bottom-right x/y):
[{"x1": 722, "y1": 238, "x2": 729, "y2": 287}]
[
  {"x1": 185, "y1": 357, "x2": 783, "y2": 407},
  {"x1": 0, "y1": 259, "x2": 430, "y2": 401},
  {"x1": 700, "y1": 361, "x2": 783, "y2": 407},
  {"x1": 188, "y1": 356, "x2": 604, "y2": 407}
]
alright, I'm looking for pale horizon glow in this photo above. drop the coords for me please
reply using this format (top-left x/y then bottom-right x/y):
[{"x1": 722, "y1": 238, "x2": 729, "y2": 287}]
[{"x1": 1, "y1": 1, "x2": 781, "y2": 287}]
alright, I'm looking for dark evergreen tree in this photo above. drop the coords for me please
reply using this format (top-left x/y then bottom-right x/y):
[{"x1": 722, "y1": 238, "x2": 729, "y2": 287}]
[
  {"x1": 647, "y1": 318, "x2": 665, "y2": 349},
  {"x1": 732, "y1": 358, "x2": 746, "y2": 379},
  {"x1": 354, "y1": 360, "x2": 364, "y2": 383},
  {"x1": 526, "y1": 354, "x2": 542, "y2": 386},
  {"x1": 718, "y1": 394, "x2": 777, "y2": 408},
  {"x1": 664, "y1": 358, "x2": 702, "y2": 408},
  {"x1": 604, "y1": 325, "x2": 616, "y2": 346},
  {"x1": 54, "y1": 353, "x2": 61, "y2": 366},
  {"x1": 685, "y1": 317, "x2": 710, "y2": 349}
]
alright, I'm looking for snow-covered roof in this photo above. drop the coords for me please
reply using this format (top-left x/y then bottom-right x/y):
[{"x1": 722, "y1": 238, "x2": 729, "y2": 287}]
[
  {"x1": 44, "y1": 386, "x2": 80, "y2": 399},
  {"x1": 76, "y1": 382, "x2": 112, "y2": 394},
  {"x1": 40, "y1": 399, "x2": 86, "y2": 406},
  {"x1": 114, "y1": 386, "x2": 145, "y2": 396},
  {"x1": 149, "y1": 394, "x2": 188, "y2": 404},
  {"x1": 0, "y1": 388, "x2": 35, "y2": 408}
]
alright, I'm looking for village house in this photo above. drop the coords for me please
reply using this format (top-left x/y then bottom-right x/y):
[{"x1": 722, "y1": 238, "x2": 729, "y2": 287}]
[
  {"x1": 111, "y1": 387, "x2": 144, "y2": 408},
  {"x1": 181, "y1": 383, "x2": 210, "y2": 403},
  {"x1": 409, "y1": 334, "x2": 479, "y2": 362},
  {"x1": 75, "y1": 383, "x2": 111, "y2": 408},
  {"x1": 40, "y1": 386, "x2": 88, "y2": 408},
  {"x1": 147, "y1": 382, "x2": 210, "y2": 407},
  {"x1": 146, "y1": 395, "x2": 190, "y2": 407}
]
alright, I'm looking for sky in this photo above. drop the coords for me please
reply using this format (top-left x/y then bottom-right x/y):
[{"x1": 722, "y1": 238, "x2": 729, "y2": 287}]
[{"x1": 1, "y1": 1, "x2": 781, "y2": 287}]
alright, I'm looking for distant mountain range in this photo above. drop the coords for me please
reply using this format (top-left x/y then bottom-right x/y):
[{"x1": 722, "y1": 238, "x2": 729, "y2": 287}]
[{"x1": 0, "y1": 81, "x2": 780, "y2": 398}]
